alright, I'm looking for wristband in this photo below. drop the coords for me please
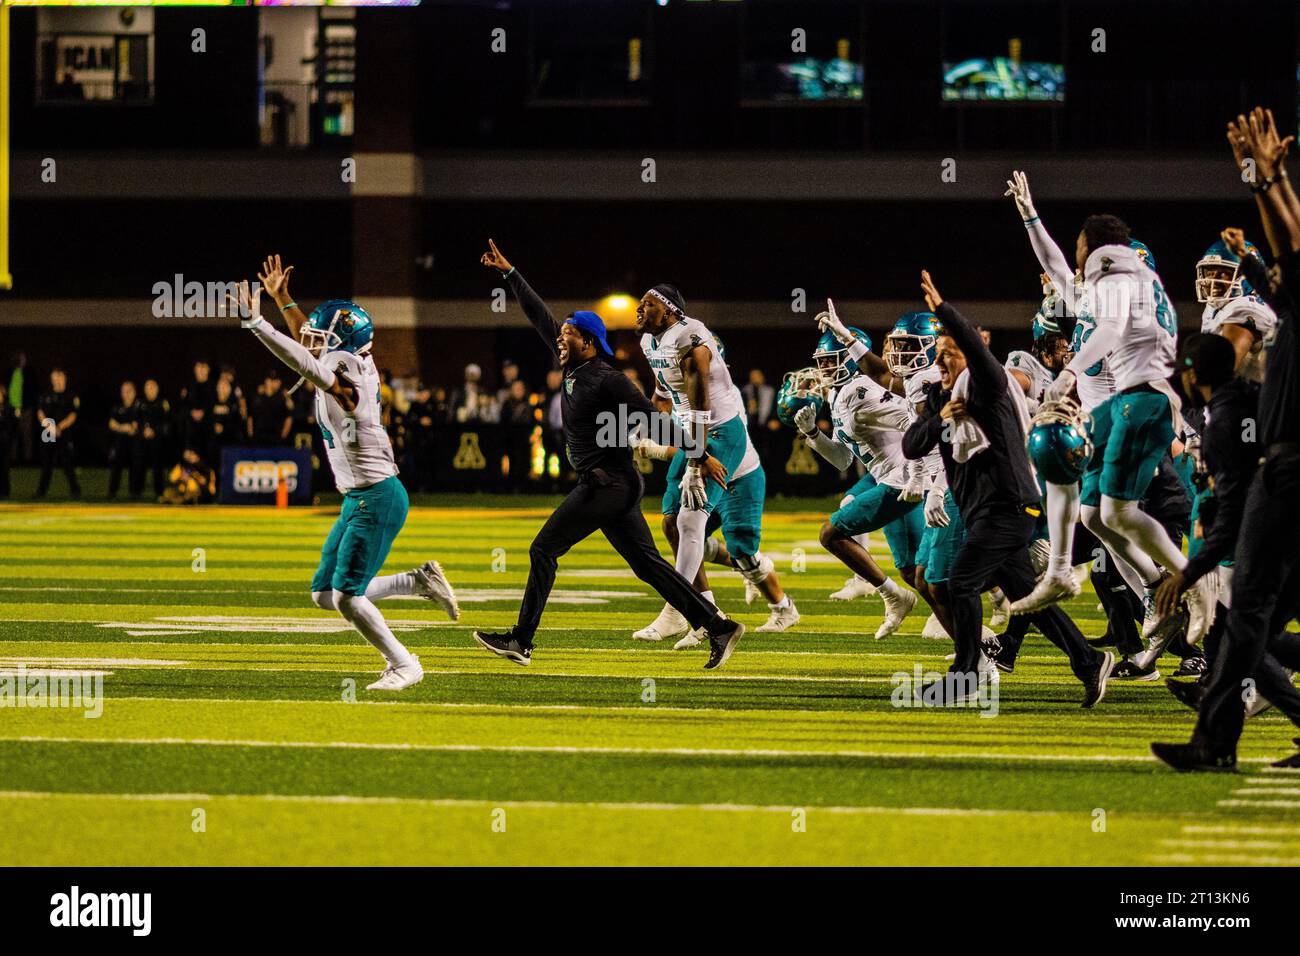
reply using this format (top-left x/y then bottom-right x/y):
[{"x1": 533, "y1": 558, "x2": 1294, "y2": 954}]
[{"x1": 279, "y1": 301, "x2": 297, "y2": 312}]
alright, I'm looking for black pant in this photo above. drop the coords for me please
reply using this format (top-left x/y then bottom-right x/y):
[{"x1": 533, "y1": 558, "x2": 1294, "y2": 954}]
[
  {"x1": 948, "y1": 506, "x2": 1100, "y2": 678},
  {"x1": 1195, "y1": 450, "x2": 1300, "y2": 751},
  {"x1": 36, "y1": 437, "x2": 80, "y2": 497},
  {"x1": 515, "y1": 465, "x2": 724, "y2": 643},
  {"x1": 107, "y1": 440, "x2": 143, "y2": 498}
]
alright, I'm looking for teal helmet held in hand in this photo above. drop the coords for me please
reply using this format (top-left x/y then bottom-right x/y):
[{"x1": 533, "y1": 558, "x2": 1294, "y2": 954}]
[
  {"x1": 1026, "y1": 398, "x2": 1093, "y2": 484},
  {"x1": 776, "y1": 367, "x2": 826, "y2": 427}
]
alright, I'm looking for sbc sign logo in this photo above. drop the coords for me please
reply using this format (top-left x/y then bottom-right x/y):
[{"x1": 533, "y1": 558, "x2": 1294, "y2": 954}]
[{"x1": 233, "y1": 460, "x2": 299, "y2": 494}]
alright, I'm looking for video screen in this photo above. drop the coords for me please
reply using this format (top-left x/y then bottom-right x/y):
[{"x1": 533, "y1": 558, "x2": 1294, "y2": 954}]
[
  {"x1": 743, "y1": 56, "x2": 864, "y2": 103},
  {"x1": 942, "y1": 56, "x2": 1065, "y2": 103}
]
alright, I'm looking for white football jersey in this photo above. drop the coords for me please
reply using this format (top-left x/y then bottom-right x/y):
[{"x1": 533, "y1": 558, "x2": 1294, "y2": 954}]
[
  {"x1": 1068, "y1": 305, "x2": 1118, "y2": 411},
  {"x1": 903, "y1": 365, "x2": 944, "y2": 480},
  {"x1": 829, "y1": 374, "x2": 912, "y2": 489},
  {"x1": 1083, "y1": 244, "x2": 1178, "y2": 392},
  {"x1": 1201, "y1": 295, "x2": 1277, "y2": 383},
  {"x1": 1005, "y1": 350, "x2": 1054, "y2": 405},
  {"x1": 315, "y1": 350, "x2": 398, "y2": 493},
  {"x1": 640, "y1": 317, "x2": 743, "y2": 428}
]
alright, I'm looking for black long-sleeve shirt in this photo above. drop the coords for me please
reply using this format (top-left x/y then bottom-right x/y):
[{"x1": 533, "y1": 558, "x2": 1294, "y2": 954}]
[
  {"x1": 506, "y1": 268, "x2": 656, "y2": 473},
  {"x1": 902, "y1": 301, "x2": 1041, "y2": 518},
  {"x1": 1241, "y1": 249, "x2": 1300, "y2": 447},
  {"x1": 1182, "y1": 378, "x2": 1261, "y2": 586}
]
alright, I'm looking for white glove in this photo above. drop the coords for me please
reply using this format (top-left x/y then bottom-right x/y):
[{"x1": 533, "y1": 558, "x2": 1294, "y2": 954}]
[
  {"x1": 924, "y1": 487, "x2": 950, "y2": 528},
  {"x1": 1044, "y1": 369, "x2": 1077, "y2": 403},
  {"x1": 793, "y1": 404, "x2": 818, "y2": 437},
  {"x1": 681, "y1": 464, "x2": 709, "y2": 511},
  {"x1": 899, "y1": 469, "x2": 926, "y2": 503},
  {"x1": 816, "y1": 298, "x2": 854, "y2": 346},
  {"x1": 1004, "y1": 170, "x2": 1037, "y2": 221}
]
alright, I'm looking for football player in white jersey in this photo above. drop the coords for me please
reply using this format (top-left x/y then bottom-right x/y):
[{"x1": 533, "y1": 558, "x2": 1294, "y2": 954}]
[
  {"x1": 1006, "y1": 325, "x2": 1071, "y2": 413},
  {"x1": 1045, "y1": 218, "x2": 1217, "y2": 647},
  {"x1": 795, "y1": 305, "x2": 923, "y2": 640},
  {"x1": 634, "y1": 415, "x2": 800, "y2": 643},
  {"x1": 1196, "y1": 229, "x2": 1277, "y2": 382},
  {"x1": 631, "y1": 284, "x2": 750, "y2": 644},
  {"x1": 1005, "y1": 172, "x2": 1155, "y2": 620},
  {"x1": 236, "y1": 257, "x2": 460, "y2": 691}
]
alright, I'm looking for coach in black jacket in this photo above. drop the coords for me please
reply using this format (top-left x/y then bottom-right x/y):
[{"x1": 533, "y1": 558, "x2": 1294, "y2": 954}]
[
  {"x1": 470, "y1": 240, "x2": 744, "y2": 671},
  {"x1": 902, "y1": 271, "x2": 1112, "y2": 707}
]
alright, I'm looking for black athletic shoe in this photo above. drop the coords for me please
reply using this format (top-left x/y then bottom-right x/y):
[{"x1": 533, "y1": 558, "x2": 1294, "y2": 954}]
[
  {"x1": 1087, "y1": 633, "x2": 1118, "y2": 650},
  {"x1": 1166, "y1": 678, "x2": 1206, "y2": 712},
  {"x1": 1081, "y1": 651, "x2": 1115, "y2": 709},
  {"x1": 1111, "y1": 657, "x2": 1160, "y2": 681},
  {"x1": 1271, "y1": 747, "x2": 1300, "y2": 769},
  {"x1": 1173, "y1": 655, "x2": 1207, "y2": 677},
  {"x1": 704, "y1": 620, "x2": 744, "y2": 670},
  {"x1": 982, "y1": 634, "x2": 1020, "y2": 673},
  {"x1": 1151, "y1": 741, "x2": 1237, "y2": 772},
  {"x1": 472, "y1": 629, "x2": 532, "y2": 666}
]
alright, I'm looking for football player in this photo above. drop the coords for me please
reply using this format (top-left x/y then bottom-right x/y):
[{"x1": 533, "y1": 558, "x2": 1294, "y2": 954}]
[
  {"x1": 793, "y1": 303, "x2": 925, "y2": 640},
  {"x1": 1045, "y1": 216, "x2": 1217, "y2": 649},
  {"x1": 630, "y1": 285, "x2": 751, "y2": 644},
  {"x1": 1196, "y1": 228, "x2": 1277, "y2": 382},
  {"x1": 236, "y1": 257, "x2": 459, "y2": 691}
]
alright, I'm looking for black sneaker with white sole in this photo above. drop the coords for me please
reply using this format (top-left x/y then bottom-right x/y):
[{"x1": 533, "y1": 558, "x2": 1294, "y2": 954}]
[
  {"x1": 704, "y1": 620, "x2": 744, "y2": 670},
  {"x1": 473, "y1": 629, "x2": 532, "y2": 666},
  {"x1": 982, "y1": 634, "x2": 1021, "y2": 674},
  {"x1": 1173, "y1": 655, "x2": 1207, "y2": 677},
  {"x1": 1111, "y1": 657, "x2": 1160, "y2": 681},
  {"x1": 1081, "y1": 651, "x2": 1115, "y2": 709}
]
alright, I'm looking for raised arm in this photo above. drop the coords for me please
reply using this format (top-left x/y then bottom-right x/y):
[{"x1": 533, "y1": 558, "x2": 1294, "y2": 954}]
[
  {"x1": 237, "y1": 281, "x2": 339, "y2": 394},
  {"x1": 921, "y1": 271, "x2": 1004, "y2": 390},
  {"x1": 482, "y1": 239, "x2": 561, "y2": 358},
  {"x1": 258, "y1": 254, "x2": 309, "y2": 339},
  {"x1": 1005, "y1": 171, "x2": 1081, "y2": 312}
]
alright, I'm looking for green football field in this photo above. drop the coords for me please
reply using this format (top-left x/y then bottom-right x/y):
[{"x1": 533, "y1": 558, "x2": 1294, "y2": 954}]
[{"x1": 2, "y1": 496, "x2": 1299, "y2": 867}]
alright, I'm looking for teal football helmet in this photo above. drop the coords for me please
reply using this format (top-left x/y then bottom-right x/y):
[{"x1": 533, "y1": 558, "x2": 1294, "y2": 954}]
[
  {"x1": 1195, "y1": 237, "x2": 1259, "y2": 304},
  {"x1": 1129, "y1": 239, "x2": 1156, "y2": 272},
  {"x1": 301, "y1": 300, "x2": 374, "y2": 356},
  {"x1": 776, "y1": 367, "x2": 826, "y2": 427},
  {"x1": 812, "y1": 327, "x2": 872, "y2": 388},
  {"x1": 1032, "y1": 295, "x2": 1063, "y2": 341},
  {"x1": 884, "y1": 312, "x2": 940, "y2": 376},
  {"x1": 1026, "y1": 397, "x2": 1093, "y2": 485}
]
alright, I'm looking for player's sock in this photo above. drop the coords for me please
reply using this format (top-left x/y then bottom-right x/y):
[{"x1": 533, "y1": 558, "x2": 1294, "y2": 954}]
[
  {"x1": 365, "y1": 572, "x2": 417, "y2": 601},
  {"x1": 674, "y1": 508, "x2": 710, "y2": 585},
  {"x1": 878, "y1": 577, "x2": 904, "y2": 600},
  {"x1": 334, "y1": 591, "x2": 415, "y2": 666},
  {"x1": 701, "y1": 589, "x2": 716, "y2": 608},
  {"x1": 1101, "y1": 497, "x2": 1187, "y2": 572},
  {"x1": 769, "y1": 595, "x2": 791, "y2": 610},
  {"x1": 1045, "y1": 481, "x2": 1080, "y2": 578}
]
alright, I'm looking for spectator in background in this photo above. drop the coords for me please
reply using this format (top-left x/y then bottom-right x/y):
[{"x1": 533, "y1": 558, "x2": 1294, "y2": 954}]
[
  {"x1": 476, "y1": 391, "x2": 501, "y2": 423},
  {"x1": 450, "y1": 363, "x2": 484, "y2": 422},
  {"x1": 107, "y1": 379, "x2": 142, "y2": 500},
  {"x1": 8, "y1": 352, "x2": 32, "y2": 465},
  {"x1": 137, "y1": 378, "x2": 170, "y2": 498},
  {"x1": 179, "y1": 359, "x2": 215, "y2": 428},
  {"x1": 500, "y1": 378, "x2": 535, "y2": 491},
  {"x1": 218, "y1": 363, "x2": 248, "y2": 420},
  {"x1": 290, "y1": 382, "x2": 330, "y2": 490},
  {"x1": 742, "y1": 367, "x2": 780, "y2": 462},
  {"x1": 249, "y1": 370, "x2": 293, "y2": 446},
  {"x1": 0, "y1": 382, "x2": 12, "y2": 498},
  {"x1": 541, "y1": 368, "x2": 566, "y2": 484},
  {"x1": 977, "y1": 327, "x2": 993, "y2": 349},
  {"x1": 405, "y1": 382, "x2": 439, "y2": 492},
  {"x1": 35, "y1": 367, "x2": 81, "y2": 499},
  {"x1": 496, "y1": 360, "x2": 521, "y2": 405},
  {"x1": 209, "y1": 377, "x2": 245, "y2": 464},
  {"x1": 161, "y1": 448, "x2": 216, "y2": 505}
]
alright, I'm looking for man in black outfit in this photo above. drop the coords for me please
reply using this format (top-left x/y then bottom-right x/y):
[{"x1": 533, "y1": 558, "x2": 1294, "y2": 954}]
[
  {"x1": 35, "y1": 368, "x2": 81, "y2": 499},
  {"x1": 106, "y1": 379, "x2": 143, "y2": 500},
  {"x1": 472, "y1": 239, "x2": 744, "y2": 670},
  {"x1": 1154, "y1": 109, "x2": 1300, "y2": 770},
  {"x1": 902, "y1": 271, "x2": 1113, "y2": 707}
]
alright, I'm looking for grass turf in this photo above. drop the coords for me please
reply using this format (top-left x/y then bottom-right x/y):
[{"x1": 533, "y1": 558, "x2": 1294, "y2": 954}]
[{"x1": 1, "y1": 497, "x2": 1298, "y2": 867}]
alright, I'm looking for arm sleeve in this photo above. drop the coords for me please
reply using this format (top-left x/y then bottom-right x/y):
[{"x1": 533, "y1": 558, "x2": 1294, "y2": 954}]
[
  {"x1": 934, "y1": 302, "x2": 1003, "y2": 393},
  {"x1": 505, "y1": 269, "x2": 562, "y2": 359},
  {"x1": 1023, "y1": 216, "x2": 1082, "y2": 314},
  {"x1": 807, "y1": 431, "x2": 853, "y2": 471},
  {"x1": 249, "y1": 318, "x2": 337, "y2": 391}
]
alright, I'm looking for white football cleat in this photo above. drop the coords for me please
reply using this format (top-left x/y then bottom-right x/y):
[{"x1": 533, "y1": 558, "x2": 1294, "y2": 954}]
[
  {"x1": 756, "y1": 599, "x2": 800, "y2": 633},
  {"x1": 922, "y1": 612, "x2": 948, "y2": 639},
  {"x1": 413, "y1": 560, "x2": 460, "y2": 620},
  {"x1": 874, "y1": 587, "x2": 917, "y2": 640},
  {"x1": 672, "y1": 627, "x2": 706, "y2": 650},
  {"x1": 829, "y1": 576, "x2": 876, "y2": 602},
  {"x1": 743, "y1": 556, "x2": 775, "y2": 605},
  {"x1": 988, "y1": 590, "x2": 1011, "y2": 631},
  {"x1": 366, "y1": 656, "x2": 424, "y2": 691},
  {"x1": 633, "y1": 603, "x2": 690, "y2": 642},
  {"x1": 1009, "y1": 571, "x2": 1081, "y2": 615}
]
